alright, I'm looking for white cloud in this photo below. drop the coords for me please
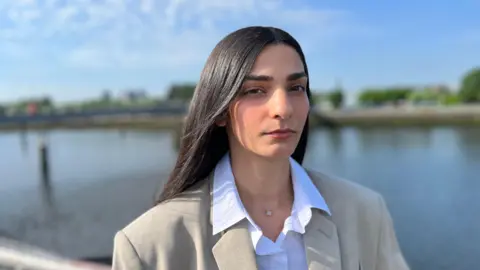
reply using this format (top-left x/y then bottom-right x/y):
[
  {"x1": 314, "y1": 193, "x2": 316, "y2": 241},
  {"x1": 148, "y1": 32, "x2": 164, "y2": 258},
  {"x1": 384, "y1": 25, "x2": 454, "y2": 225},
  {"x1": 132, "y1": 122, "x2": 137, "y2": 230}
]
[
  {"x1": 0, "y1": 0, "x2": 372, "y2": 71},
  {"x1": 17, "y1": 0, "x2": 37, "y2": 7},
  {"x1": 140, "y1": 0, "x2": 154, "y2": 13}
]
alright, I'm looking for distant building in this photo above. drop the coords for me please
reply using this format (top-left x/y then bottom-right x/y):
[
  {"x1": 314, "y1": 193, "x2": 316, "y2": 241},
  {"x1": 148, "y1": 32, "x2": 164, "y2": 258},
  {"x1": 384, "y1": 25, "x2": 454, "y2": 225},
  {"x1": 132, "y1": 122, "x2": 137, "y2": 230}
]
[
  {"x1": 121, "y1": 89, "x2": 148, "y2": 102},
  {"x1": 101, "y1": 89, "x2": 113, "y2": 102},
  {"x1": 27, "y1": 103, "x2": 38, "y2": 115}
]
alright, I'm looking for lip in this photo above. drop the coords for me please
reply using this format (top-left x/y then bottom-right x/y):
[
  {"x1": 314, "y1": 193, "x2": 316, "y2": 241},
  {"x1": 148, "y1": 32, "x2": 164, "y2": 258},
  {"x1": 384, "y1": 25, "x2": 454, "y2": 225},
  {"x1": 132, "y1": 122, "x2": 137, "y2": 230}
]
[{"x1": 264, "y1": 128, "x2": 296, "y2": 139}]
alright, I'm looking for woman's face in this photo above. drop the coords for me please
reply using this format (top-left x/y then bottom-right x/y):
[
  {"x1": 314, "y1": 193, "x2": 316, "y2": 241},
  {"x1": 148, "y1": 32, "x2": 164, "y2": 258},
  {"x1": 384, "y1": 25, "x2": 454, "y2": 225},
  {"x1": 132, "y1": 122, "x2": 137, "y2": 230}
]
[{"x1": 224, "y1": 44, "x2": 310, "y2": 159}]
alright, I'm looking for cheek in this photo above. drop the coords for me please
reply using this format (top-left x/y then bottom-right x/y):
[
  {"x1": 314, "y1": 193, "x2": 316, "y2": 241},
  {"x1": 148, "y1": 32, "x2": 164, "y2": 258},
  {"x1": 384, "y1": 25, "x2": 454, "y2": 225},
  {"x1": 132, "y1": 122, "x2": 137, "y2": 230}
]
[
  {"x1": 229, "y1": 102, "x2": 261, "y2": 139},
  {"x1": 294, "y1": 96, "x2": 310, "y2": 119},
  {"x1": 234, "y1": 105, "x2": 261, "y2": 134}
]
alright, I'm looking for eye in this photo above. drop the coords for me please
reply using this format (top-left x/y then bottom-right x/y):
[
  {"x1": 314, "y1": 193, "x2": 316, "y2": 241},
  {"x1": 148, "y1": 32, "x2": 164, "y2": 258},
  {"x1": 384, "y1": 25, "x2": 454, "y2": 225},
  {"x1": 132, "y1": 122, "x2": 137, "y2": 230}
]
[
  {"x1": 290, "y1": 85, "x2": 306, "y2": 92},
  {"x1": 241, "y1": 88, "x2": 265, "y2": 96}
]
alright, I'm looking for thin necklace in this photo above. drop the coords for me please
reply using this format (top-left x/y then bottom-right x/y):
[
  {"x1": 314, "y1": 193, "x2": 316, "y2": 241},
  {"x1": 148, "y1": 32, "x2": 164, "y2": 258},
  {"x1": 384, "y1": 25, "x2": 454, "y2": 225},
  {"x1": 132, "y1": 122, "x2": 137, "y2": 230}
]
[{"x1": 265, "y1": 210, "x2": 273, "y2": 216}]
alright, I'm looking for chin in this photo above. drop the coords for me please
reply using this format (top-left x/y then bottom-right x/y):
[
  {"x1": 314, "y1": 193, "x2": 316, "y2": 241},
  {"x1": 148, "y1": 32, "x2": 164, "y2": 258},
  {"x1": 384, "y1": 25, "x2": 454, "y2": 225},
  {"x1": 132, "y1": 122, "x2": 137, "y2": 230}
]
[{"x1": 256, "y1": 145, "x2": 296, "y2": 159}]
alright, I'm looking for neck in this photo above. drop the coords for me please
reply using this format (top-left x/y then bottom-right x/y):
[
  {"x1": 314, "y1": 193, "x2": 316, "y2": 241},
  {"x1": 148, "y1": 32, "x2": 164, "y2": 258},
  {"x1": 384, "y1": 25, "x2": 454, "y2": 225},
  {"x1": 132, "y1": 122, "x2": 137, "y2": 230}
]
[{"x1": 229, "y1": 150, "x2": 293, "y2": 206}]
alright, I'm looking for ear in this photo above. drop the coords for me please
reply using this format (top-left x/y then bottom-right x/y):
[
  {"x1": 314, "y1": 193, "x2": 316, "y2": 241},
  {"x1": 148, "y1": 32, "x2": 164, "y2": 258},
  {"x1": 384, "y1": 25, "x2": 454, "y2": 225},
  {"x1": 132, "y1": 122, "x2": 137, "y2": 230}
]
[
  {"x1": 215, "y1": 117, "x2": 227, "y2": 127},
  {"x1": 216, "y1": 118, "x2": 227, "y2": 127},
  {"x1": 215, "y1": 112, "x2": 228, "y2": 127}
]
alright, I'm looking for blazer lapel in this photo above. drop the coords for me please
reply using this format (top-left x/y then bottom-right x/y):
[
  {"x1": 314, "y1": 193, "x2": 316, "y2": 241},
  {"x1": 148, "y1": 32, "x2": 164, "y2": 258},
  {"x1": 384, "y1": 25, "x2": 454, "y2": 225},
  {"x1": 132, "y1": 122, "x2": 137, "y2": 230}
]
[
  {"x1": 212, "y1": 219, "x2": 258, "y2": 270},
  {"x1": 304, "y1": 209, "x2": 342, "y2": 270}
]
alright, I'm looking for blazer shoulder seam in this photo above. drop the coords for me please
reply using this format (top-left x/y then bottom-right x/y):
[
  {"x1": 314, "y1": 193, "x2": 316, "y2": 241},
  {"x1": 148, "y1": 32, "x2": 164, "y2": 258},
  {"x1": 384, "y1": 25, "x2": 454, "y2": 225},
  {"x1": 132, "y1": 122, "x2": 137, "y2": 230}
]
[{"x1": 119, "y1": 229, "x2": 145, "y2": 268}]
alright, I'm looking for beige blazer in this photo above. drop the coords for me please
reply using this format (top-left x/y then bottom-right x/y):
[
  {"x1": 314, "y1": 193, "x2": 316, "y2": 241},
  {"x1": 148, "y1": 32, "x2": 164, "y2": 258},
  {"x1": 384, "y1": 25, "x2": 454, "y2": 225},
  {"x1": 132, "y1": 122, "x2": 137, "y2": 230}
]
[{"x1": 112, "y1": 169, "x2": 410, "y2": 270}]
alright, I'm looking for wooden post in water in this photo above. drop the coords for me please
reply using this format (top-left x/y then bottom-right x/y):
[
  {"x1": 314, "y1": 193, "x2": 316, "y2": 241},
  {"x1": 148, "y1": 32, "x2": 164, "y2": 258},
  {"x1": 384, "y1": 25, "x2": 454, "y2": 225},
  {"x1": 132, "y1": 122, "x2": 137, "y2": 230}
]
[{"x1": 38, "y1": 136, "x2": 50, "y2": 188}]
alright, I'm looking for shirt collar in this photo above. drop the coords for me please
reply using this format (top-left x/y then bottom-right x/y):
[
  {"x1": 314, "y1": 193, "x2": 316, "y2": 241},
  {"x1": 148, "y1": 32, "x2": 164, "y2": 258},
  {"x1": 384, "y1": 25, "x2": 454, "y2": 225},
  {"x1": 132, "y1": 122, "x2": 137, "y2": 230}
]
[
  {"x1": 211, "y1": 153, "x2": 331, "y2": 235},
  {"x1": 211, "y1": 154, "x2": 246, "y2": 235}
]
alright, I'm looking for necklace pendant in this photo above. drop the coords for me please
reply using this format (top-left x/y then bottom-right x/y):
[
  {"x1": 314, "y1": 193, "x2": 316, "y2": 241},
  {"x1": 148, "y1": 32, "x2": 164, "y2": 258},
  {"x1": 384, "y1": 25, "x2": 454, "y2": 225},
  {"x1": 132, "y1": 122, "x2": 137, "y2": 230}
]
[{"x1": 265, "y1": 210, "x2": 272, "y2": 216}]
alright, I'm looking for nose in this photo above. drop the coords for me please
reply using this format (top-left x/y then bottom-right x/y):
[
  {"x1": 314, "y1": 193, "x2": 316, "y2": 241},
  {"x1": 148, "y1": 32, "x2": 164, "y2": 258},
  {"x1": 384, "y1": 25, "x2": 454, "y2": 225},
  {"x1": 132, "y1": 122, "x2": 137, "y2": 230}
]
[{"x1": 269, "y1": 88, "x2": 293, "y2": 120}]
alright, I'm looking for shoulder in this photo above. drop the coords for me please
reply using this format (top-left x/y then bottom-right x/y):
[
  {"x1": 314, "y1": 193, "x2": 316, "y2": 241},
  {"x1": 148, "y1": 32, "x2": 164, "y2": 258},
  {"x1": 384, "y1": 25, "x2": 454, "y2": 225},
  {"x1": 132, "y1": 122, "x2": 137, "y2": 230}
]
[
  {"x1": 306, "y1": 168, "x2": 382, "y2": 201},
  {"x1": 305, "y1": 168, "x2": 386, "y2": 218},
  {"x1": 305, "y1": 169, "x2": 409, "y2": 269},
  {"x1": 115, "y1": 179, "x2": 211, "y2": 261},
  {"x1": 305, "y1": 169, "x2": 393, "y2": 251}
]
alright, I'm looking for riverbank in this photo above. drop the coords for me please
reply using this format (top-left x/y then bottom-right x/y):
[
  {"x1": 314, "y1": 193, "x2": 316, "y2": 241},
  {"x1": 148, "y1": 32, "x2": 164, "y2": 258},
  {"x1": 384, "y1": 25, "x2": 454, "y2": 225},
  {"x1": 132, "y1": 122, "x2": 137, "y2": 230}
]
[
  {"x1": 0, "y1": 115, "x2": 184, "y2": 132},
  {"x1": 316, "y1": 105, "x2": 480, "y2": 127},
  {"x1": 1, "y1": 105, "x2": 480, "y2": 131}
]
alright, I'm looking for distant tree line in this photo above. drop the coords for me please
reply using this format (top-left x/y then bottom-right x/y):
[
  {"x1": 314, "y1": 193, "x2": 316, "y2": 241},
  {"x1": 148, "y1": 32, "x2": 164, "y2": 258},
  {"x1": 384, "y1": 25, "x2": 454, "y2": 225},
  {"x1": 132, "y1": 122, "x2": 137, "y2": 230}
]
[
  {"x1": 357, "y1": 86, "x2": 460, "y2": 106},
  {"x1": 0, "y1": 96, "x2": 54, "y2": 116},
  {"x1": 458, "y1": 68, "x2": 480, "y2": 103},
  {"x1": 358, "y1": 87, "x2": 413, "y2": 106},
  {"x1": 164, "y1": 83, "x2": 348, "y2": 109},
  {"x1": 0, "y1": 88, "x2": 165, "y2": 116},
  {"x1": 313, "y1": 67, "x2": 479, "y2": 108},
  {"x1": 1, "y1": 68, "x2": 479, "y2": 116},
  {"x1": 356, "y1": 67, "x2": 480, "y2": 106},
  {"x1": 166, "y1": 84, "x2": 196, "y2": 101}
]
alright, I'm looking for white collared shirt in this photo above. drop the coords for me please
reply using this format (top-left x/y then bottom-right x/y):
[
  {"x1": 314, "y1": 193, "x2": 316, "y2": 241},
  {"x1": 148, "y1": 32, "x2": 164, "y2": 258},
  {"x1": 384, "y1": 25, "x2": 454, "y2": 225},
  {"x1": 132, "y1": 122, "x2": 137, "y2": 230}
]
[{"x1": 212, "y1": 154, "x2": 331, "y2": 270}]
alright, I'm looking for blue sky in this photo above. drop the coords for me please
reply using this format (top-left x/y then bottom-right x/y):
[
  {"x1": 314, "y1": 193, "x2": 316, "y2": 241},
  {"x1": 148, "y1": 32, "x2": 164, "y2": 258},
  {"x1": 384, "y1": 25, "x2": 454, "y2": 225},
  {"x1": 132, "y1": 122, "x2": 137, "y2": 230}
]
[{"x1": 0, "y1": 0, "x2": 479, "y2": 103}]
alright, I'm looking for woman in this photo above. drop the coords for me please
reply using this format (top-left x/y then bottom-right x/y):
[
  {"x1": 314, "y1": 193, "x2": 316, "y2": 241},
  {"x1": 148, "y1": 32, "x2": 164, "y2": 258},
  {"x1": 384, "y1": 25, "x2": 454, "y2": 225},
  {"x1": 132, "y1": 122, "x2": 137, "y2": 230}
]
[{"x1": 112, "y1": 26, "x2": 409, "y2": 270}]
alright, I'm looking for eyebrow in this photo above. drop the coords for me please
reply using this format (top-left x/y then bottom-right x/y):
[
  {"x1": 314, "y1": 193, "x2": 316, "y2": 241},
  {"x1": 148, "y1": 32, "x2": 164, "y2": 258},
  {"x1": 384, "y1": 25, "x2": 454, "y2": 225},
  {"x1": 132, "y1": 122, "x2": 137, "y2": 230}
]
[{"x1": 244, "y1": 71, "x2": 307, "y2": 82}]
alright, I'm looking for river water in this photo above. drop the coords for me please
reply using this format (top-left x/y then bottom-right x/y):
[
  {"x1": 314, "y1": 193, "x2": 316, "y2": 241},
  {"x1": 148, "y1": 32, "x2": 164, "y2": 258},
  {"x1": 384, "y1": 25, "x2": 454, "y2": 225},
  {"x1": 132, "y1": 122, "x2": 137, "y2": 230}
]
[{"x1": 1, "y1": 127, "x2": 479, "y2": 269}]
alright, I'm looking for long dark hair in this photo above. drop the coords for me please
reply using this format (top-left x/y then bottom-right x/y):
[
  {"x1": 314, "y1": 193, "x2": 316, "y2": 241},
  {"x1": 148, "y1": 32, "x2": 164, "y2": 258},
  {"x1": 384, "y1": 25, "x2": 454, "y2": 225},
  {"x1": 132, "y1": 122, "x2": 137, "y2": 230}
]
[{"x1": 156, "y1": 26, "x2": 313, "y2": 204}]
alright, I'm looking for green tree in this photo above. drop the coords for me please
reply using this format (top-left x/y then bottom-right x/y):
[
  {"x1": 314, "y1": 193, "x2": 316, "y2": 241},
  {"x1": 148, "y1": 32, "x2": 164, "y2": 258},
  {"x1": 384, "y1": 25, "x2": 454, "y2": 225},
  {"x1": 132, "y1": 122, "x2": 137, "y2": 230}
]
[
  {"x1": 358, "y1": 87, "x2": 413, "y2": 106},
  {"x1": 458, "y1": 67, "x2": 480, "y2": 103},
  {"x1": 384, "y1": 88, "x2": 413, "y2": 104},
  {"x1": 167, "y1": 84, "x2": 196, "y2": 102},
  {"x1": 8, "y1": 96, "x2": 55, "y2": 114},
  {"x1": 38, "y1": 96, "x2": 54, "y2": 113},
  {"x1": 38, "y1": 96, "x2": 53, "y2": 108},
  {"x1": 440, "y1": 94, "x2": 460, "y2": 105},
  {"x1": 408, "y1": 87, "x2": 457, "y2": 105},
  {"x1": 328, "y1": 90, "x2": 344, "y2": 109},
  {"x1": 358, "y1": 89, "x2": 386, "y2": 105},
  {"x1": 310, "y1": 91, "x2": 326, "y2": 107},
  {"x1": 408, "y1": 90, "x2": 439, "y2": 103}
]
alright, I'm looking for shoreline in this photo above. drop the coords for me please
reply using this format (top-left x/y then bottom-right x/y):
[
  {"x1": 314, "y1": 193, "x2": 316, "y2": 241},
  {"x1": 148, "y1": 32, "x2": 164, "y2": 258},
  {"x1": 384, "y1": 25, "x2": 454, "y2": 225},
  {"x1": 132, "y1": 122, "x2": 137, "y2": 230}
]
[
  {"x1": 0, "y1": 115, "x2": 184, "y2": 132},
  {"x1": 315, "y1": 105, "x2": 480, "y2": 127},
  {"x1": 1, "y1": 105, "x2": 480, "y2": 131}
]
